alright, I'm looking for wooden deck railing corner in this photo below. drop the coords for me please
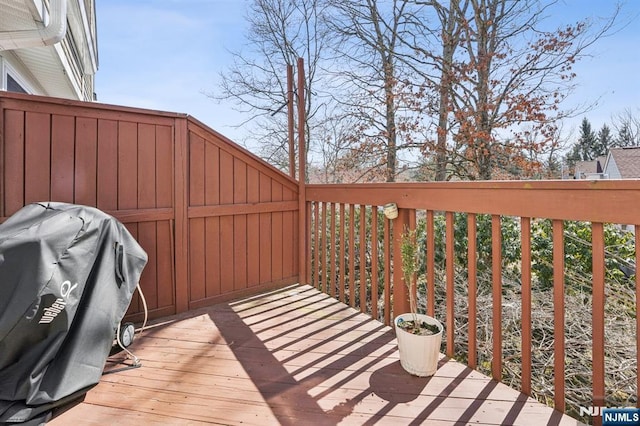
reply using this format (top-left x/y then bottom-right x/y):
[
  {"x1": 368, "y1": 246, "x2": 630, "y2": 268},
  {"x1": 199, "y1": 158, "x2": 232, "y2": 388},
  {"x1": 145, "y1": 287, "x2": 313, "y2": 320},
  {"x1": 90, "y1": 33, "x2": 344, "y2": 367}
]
[{"x1": 305, "y1": 181, "x2": 640, "y2": 426}]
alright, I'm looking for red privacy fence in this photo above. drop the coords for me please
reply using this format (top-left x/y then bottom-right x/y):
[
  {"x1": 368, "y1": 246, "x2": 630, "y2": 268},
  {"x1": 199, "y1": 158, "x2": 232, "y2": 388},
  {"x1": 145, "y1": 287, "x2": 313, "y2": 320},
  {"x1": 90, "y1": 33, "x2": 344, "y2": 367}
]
[{"x1": 0, "y1": 92, "x2": 299, "y2": 320}]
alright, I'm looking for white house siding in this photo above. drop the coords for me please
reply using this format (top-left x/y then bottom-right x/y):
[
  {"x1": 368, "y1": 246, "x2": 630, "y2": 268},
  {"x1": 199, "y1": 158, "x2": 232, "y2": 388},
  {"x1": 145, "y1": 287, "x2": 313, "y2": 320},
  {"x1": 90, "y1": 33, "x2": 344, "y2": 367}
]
[
  {"x1": 603, "y1": 155, "x2": 622, "y2": 179},
  {"x1": 0, "y1": 52, "x2": 45, "y2": 95},
  {"x1": 0, "y1": 0, "x2": 97, "y2": 102}
]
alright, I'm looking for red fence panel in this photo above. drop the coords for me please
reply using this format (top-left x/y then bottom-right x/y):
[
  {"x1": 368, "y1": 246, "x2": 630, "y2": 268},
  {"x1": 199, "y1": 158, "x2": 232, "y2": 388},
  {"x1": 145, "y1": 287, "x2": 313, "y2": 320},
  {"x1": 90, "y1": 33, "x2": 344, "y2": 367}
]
[{"x1": 0, "y1": 92, "x2": 299, "y2": 320}]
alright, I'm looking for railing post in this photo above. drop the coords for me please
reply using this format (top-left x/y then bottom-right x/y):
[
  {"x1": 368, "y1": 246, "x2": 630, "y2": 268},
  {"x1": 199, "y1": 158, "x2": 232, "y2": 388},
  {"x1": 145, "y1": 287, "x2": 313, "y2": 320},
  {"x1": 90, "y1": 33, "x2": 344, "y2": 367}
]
[
  {"x1": 297, "y1": 57, "x2": 307, "y2": 285},
  {"x1": 392, "y1": 208, "x2": 414, "y2": 318},
  {"x1": 173, "y1": 117, "x2": 189, "y2": 313}
]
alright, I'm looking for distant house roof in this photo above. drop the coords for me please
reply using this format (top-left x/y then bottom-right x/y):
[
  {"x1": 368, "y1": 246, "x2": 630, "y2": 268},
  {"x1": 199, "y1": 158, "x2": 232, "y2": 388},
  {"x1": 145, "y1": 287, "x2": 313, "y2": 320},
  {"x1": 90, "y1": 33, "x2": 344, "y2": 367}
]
[
  {"x1": 604, "y1": 147, "x2": 640, "y2": 179},
  {"x1": 575, "y1": 160, "x2": 598, "y2": 175},
  {"x1": 574, "y1": 156, "x2": 606, "y2": 179}
]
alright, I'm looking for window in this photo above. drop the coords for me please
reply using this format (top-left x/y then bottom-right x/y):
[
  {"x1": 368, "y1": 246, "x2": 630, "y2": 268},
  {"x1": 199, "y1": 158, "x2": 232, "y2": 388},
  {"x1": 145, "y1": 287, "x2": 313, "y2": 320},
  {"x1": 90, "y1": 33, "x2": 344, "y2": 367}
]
[
  {"x1": 7, "y1": 74, "x2": 28, "y2": 94},
  {"x1": 1, "y1": 56, "x2": 34, "y2": 94}
]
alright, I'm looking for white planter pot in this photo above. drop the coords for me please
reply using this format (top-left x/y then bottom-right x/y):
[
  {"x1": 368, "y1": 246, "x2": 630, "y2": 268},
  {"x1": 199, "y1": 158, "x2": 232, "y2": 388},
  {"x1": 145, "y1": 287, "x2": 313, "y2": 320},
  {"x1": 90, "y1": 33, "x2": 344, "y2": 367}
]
[{"x1": 394, "y1": 313, "x2": 443, "y2": 377}]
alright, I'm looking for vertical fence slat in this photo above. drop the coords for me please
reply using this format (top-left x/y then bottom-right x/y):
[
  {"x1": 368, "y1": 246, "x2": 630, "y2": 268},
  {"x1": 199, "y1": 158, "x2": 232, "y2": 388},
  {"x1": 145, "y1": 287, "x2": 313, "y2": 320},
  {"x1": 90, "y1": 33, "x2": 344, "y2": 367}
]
[
  {"x1": 3, "y1": 110, "x2": 25, "y2": 216},
  {"x1": 592, "y1": 222, "x2": 605, "y2": 420},
  {"x1": 445, "y1": 211, "x2": 455, "y2": 358},
  {"x1": 409, "y1": 210, "x2": 417, "y2": 312},
  {"x1": 393, "y1": 209, "x2": 411, "y2": 318},
  {"x1": 371, "y1": 207, "x2": 379, "y2": 321},
  {"x1": 188, "y1": 134, "x2": 206, "y2": 299},
  {"x1": 118, "y1": 121, "x2": 138, "y2": 210},
  {"x1": 97, "y1": 120, "x2": 118, "y2": 212},
  {"x1": 320, "y1": 202, "x2": 327, "y2": 293},
  {"x1": 157, "y1": 221, "x2": 174, "y2": 308},
  {"x1": 468, "y1": 213, "x2": 477, "y2": 369},
  {"x1": 76, "y1": 117, "x2": 98, "y2": 206},
  {"x1": 521, "y1": 217, "x2": 532, "y2": 395},
  {"x1": 269, "y1": 179, "x2": 282, "y2": 286},
  {"x1": 552, "y1": 219, "x2": 565, "y2": 412},
  {"x1": 137, "y1": 123, "x2": 158, "y2": 309},
  {"x1": 205, "y1": 216, "x2": 221, "y2": 296},
  {"x1": 306, "y1": 201, "x2": 312, "y2": 285},
  {"x1": 349, "y1": 204, "x2": 356, "y2": 307},
  {"x1": 155, "y1": 125, "x2": 173, "y2": 208},
  {"x1": 426, "y1": 210, "x2": 436, "y2": 318},
  {"x1": 330, "y1": 203, "x2": 336, "y2": 297},
  {"x1": 174, "y1": 118, "x2": 189, "y2": 314},
  {"x1": 25, "y1": 112, "x2": 51, "y2": 204},
  {"x1": 360, "y1": 205, "x2": 367, "y2": 313},
  {"x1": 51, "y1": 115, "x2": 75, "y2": 203},
  {"x1": 313, "y1": 202, "x2": 320, "y2": 289},
  {"x1": 246, "y1": 168, "x2": 259, "y2": 288},
  {"x1": 339, "y1": 203, "x2": 346, "y2": 303},
  {"x1": 384, "y1": 215, "x2": 391, "y2": 326},
  {"x1": 492, "y1": 215, "x2": 502, "y2": 381}
]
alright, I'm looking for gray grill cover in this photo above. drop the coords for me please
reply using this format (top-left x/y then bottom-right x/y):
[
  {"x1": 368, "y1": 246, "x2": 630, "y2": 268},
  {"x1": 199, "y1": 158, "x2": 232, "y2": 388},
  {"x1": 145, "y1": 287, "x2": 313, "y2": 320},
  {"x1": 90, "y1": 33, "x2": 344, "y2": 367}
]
[{"x1": 0, "y1": 202, "x2": 147, "y2": 424}]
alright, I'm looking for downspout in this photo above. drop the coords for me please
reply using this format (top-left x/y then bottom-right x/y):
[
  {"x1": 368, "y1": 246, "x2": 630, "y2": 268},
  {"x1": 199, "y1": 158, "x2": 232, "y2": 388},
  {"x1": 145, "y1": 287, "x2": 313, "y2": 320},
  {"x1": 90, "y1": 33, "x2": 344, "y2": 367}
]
[{"x1": 0, "y1": 0, "x2": 68, "y2": 51}]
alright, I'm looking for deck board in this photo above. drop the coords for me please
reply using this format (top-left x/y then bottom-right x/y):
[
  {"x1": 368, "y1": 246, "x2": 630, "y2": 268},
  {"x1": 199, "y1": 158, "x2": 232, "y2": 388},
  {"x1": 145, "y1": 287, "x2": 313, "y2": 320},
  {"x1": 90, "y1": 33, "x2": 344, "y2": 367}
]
[{"x1": 50, "y1": 285, "x2": 581, "y2": 425}]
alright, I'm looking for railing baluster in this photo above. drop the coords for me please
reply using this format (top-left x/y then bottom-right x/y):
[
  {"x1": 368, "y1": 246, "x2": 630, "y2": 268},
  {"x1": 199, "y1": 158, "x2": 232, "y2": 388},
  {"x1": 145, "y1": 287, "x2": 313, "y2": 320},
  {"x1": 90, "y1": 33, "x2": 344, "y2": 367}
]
[
  {"x1": 349, "y1": 204, "x2": 356, "y2": 308},
  {"x1": 330, "y1": 203, "x2": 336, "y2": 298},
  {"x1": 313, "y1": 202, "x2": 320, "y2": 289},
  {"x1": 552, "y1": 219, "x2": 565, "y2": 412},
  {"x1": 306, "y1": 201, "x2": 312, "y2": 285},
  {"x1": 321, "y1": 202, "x2": 328, "y2": 293},
  {"x1": 410, "y1": 209, "x2": 417, "y2": 315},
  {"x1": 392, "y1": 209, "x2": 412, "y2": 317},
  {"x1": 446, "y1": 211, "x2": 455, "y2": 358},
  {"x1": 492, "y1": 215, "x2": 502, "y2": 382},
  {"x1": 339, "y1": 203, "x2": 346, "y2": 303},
  {"x1": 371, "y1": 207, "x2": 379, "y2": 321},
  {"x1": 521, "y1": 217, "x2": 532, "y2": 395},
  {"x1": 384, "y1": 215, "x2": 391, "y2": 326},
  {"x1": 360, "y1": 205, "x2": 367, "y2": 313},
  {"x1": 468, "y1": 213, "x2": 477, "y2": 369},
  {"x1": 426, "y1": 210, "x2": 435, "y2": 318},
  {"x1": 592, "y1": 222, "x2": 605, "y2": 426}
]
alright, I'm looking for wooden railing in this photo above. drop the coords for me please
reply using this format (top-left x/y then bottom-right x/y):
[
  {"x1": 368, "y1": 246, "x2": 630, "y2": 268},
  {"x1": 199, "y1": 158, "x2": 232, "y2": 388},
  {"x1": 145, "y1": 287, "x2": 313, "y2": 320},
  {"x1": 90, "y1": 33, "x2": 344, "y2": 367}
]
[{"x1": 305, "y1": 180, "x2": 640, "y2": 425}]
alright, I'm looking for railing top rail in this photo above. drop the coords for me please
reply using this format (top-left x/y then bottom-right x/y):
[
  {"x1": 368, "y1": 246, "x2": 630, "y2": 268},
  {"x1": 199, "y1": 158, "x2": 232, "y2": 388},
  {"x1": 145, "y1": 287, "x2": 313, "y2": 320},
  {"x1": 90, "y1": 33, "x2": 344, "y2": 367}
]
[
  {"x1": 0, "y1": 90, "x2": 188, "y2": 120},
  {"x1": 306, "y1": 180, "x2": 640, "y2": 224}
]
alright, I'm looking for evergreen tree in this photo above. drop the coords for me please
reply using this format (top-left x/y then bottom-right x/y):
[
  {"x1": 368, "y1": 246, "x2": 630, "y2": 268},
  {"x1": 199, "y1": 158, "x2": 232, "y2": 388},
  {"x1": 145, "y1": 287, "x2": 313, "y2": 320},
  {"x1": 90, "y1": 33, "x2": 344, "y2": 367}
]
[
  {"x1": 577, "y1": 118, "x2": 599, "y2": 160},
  {"x1": 615, "y1": 123, "x2": 636, "y2": 147},
  {"x1": 564, "y1": 143, "x2": 582, "y2": 170},
  {"x1": 596, "y1": 124, "x2": 612, "y2": 157}
]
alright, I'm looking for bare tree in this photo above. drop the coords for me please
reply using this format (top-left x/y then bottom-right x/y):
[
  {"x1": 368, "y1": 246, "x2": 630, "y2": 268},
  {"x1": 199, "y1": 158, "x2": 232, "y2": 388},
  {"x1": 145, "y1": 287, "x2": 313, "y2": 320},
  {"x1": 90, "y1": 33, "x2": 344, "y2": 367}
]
[
  {"x1": 611, "y1": 108, "x2": 640, "y2": 147},
  {"x1": 397, "y1": 0, "x2": 619, "y2": 180},
  {"x1": 396, "y1": 0, "x2": 470, "y2": 181},
  {"x1": 308, "y1": 112, "x2": 361, "y2": 183},
  {"x1": 212, "y1": 0, "x2": 619, "y2": 182},
  {"x1": 209, "y1": 0, "x2": 328, "y2": 171},
  {"x1": 324, "y1": 0, "x2": 423, "y2": 182},
  {"x1": 446, "y1": 0, "x2": 619, "y2": 180}
]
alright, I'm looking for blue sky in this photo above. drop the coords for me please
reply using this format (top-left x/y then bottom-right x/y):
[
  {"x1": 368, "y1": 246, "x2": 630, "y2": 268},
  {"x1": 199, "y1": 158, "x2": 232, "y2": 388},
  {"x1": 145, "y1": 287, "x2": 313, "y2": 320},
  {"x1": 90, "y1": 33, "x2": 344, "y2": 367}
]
[
  {"x1": 96, "y1": 0, "x2": 640, "y2": 147},
  {"x1": 96, "y1": 0, "x2": 248, "y2": 140}
]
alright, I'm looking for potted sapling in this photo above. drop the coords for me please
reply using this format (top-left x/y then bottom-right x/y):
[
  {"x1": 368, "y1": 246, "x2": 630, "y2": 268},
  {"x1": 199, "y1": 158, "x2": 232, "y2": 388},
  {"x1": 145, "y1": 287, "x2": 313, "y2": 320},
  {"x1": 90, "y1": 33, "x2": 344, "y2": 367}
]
[{"x1": 394, "y1": 227, "x2": 443, "y2": 377}]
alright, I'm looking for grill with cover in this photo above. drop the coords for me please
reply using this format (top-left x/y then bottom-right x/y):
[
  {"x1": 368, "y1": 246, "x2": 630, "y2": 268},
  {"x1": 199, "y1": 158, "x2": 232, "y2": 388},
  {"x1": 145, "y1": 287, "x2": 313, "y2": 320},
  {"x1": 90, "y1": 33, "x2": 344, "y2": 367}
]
[{"x1": 0, "y1": 202, "x2": 147, "y2": 425}]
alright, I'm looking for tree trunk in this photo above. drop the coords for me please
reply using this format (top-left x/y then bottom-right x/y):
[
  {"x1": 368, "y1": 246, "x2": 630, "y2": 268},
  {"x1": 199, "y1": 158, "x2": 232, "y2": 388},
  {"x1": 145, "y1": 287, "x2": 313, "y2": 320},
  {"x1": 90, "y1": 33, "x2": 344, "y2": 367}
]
[
  {"x1": 434, "y1": 0, "x2": 460, "y2": 181},
  {"x1": 384, "y1": 56, "x2": 398, "y2": 183}
]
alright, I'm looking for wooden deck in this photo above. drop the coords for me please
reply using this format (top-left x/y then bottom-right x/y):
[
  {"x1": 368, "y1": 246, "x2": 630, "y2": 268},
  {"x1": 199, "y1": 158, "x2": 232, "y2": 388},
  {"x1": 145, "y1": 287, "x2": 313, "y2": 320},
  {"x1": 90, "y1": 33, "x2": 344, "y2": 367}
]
[{"x1": 50, "y1": 285, "x2": 580, "y2": 425}]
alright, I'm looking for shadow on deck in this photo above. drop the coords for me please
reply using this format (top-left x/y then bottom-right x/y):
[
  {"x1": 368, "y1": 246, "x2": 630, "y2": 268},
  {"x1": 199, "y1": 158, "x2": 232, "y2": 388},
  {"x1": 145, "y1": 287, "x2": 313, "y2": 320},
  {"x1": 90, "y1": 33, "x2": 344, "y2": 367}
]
[{"x1": 50, "y1": 285, "x2": 580, "y2": 425}]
